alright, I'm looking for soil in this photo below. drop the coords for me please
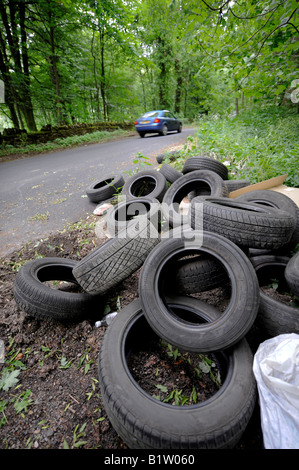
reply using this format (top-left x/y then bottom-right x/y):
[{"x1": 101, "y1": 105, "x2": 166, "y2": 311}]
[{"x1": 0, "y1": 214, "x2": 267, "y2": 450}]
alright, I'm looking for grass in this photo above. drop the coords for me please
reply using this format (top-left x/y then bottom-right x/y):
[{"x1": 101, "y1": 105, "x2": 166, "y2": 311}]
[
  {"x1": 0, "y1": 128, "x2": 132, "y2": 160},
  {"x1": 171, "y1": 104, "x2": 299, "y2": 187}
]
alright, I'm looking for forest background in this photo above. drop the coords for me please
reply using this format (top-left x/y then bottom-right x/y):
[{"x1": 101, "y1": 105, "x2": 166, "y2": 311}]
[{"x1": 0, "y1": 0, "x2": 298, "y2": 185}]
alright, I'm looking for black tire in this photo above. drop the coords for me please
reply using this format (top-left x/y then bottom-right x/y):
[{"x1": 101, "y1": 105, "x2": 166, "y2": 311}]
[
  {"x1": 162, "y1": 170, "x2": 229, "y2": 227},
  {"x1": 159, "y1": 163, "x2": 182, "y2": 184},
  {"x1": 159, "y1": 124, "x2": 168, "y2": 136},
  {"x1": 156, "y1": 154, "x2": 164, "y2": 164},
  {"x1": 156, "y1": 151, "x2": 180, "y2": 164},
  {"x1": 105, "y1": 197, "x2": 161, "y2": 236},
  {"x1": 182, "y1": 156, "x2": 229, "y2": 180},
  {"x1": 224, "y1": 180, "x2": 251, "y2": 192},
  {"x1": 191, "y1": 196, "x2": 296, "y2": 250},
  {"x1": 86, "y1": 174, "x2": 124, "y2": 203},
  {"x1": 122, "y1": 170, "x2": 168, "y2": 202},
  {"x1": 166, "y1": 253, "x2": 229, "y2": 295},
  {"x1": 236, "y1": 189, "x2": 299, "y2": 249},
  {"x1": 139, "y1": 230, "x2": 260, "y2": 352},
  {"x1": 285, "y1": 251, "x2": 299, "y2": 298},
  {"x1": 13, "y1": 257, "x2": 102, "y2": 323},
  {"x1": 73, "y1": 218, "x2": 160, "y2": 295},
  {"x1": 139, "y1": 132, "x2": 145, "y2": 138},
  {"x1": 250, "y1": 255, "x2": 299, "y2": 337},
  {"x1": 98, "y1": 297, "x2": 257, "y2": 449},
  {"x1": 177, "y1": 123, "x2": 182, "y2": 133}
]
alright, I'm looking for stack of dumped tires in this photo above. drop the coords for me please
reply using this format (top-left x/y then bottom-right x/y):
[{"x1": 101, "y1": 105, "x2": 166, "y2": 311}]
[{"x1": 13, "y1": 155, "x2": 299, "y2": 449}]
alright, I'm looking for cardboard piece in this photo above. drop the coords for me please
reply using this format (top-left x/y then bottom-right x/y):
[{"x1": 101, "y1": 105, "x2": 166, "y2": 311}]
[{"x1": 229, "y1": 174, "x2": 299, "y2": 208}]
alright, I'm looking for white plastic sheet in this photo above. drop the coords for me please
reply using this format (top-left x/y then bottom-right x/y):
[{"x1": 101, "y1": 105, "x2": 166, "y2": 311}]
[{"x1": 253, "y1": 333, "x2": 299, "y2": 449}]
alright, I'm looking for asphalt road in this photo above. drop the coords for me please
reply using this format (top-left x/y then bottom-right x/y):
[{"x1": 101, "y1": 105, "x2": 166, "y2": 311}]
[{"x1": 0, "y1": 127, "x2": 195, "y2": 258}]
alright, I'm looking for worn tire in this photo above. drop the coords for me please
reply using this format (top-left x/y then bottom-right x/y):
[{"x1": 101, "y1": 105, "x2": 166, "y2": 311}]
[
  {"x1": 13, "y1": 258, "x2": 103, "y2": 323},
  {"x1": 86, "y1": 174, "x2": 124, "y2": 203},
  {"x1": 182, "y1": 156, "x2": 229, "y2": 180},
  {"x1": 139, "y1": 230, "x2": 260, "y2": 352},
  {"x1": 98, "y1": 297, "x2": 256, "y2": 449},
  {"x1": 122, "y1": 170, "x2": 168, "y2": 202},
  {"x1": 191, "y1": 196, "x2": 295, "y2": 250},
  {"x1": 156, "y1": 151, "x2": 180, "y2": 164},
  {"x1": 105, "y1": 197, "x2": 161, "y2": 236},
  {"x1": 250, "y1": 255, "x2": 299, "y2": 337},
  {"x1": 162, "y1": 170, "x2": 228, "y2": 227},
  {"x1": 159, "y1": 163, "x2": 182, "y2": 183},
  {"x1": 225, "y1": 180, "x2": 251, "y2": 193},
  {"x1": 166, "y1": 253, "x2": 229, "y2": 295},
  {"x1": 236, "y1": 189, "x2": 299, "y2": 248},
  {"x1": 73, "y1": 218, "x2": 160, "y2": 295},
  {"x1": 285, "y1": 251, "x2": 299, "y2": 298}
]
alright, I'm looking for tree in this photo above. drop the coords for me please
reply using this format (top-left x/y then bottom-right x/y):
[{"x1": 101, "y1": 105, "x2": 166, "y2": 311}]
[
  {"x1": 0, "y1": 0, "x2": 37, "y2": 130},
  {"x1": 186, "y1": 0, "x2": 299, "y2": 113}
]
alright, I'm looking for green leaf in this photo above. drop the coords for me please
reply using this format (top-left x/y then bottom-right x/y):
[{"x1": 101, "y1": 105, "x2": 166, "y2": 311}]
[
  {"x1": 155, "y1": 384, "x2": 168, "y2": 393},
  {"x1": 0, "y1": 369, "x2": 20, "y2": 391}
]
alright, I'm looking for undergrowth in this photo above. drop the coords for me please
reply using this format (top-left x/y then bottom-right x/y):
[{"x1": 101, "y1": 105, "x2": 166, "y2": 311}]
[
  {"x1": 0, "y1": 128, "x2": 131, "y2": 159},
  {"x1": 174, "y1": 105, "x2": 299, "y2": 187}
]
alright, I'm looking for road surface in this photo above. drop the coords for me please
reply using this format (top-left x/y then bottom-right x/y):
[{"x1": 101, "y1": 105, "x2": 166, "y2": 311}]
[{"x1": 0, "y1": 128, "x2": 195, "y2": 258}]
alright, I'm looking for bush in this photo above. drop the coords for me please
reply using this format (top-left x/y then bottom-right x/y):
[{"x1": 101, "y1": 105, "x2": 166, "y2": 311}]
[{"x1": 191, "y1": 105, "x2": 299, "y2": 187}]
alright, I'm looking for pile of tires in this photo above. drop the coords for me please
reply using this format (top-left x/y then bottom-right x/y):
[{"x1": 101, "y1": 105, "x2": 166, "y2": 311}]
[{"x1": 13, "y1": 153, "x2": 299, "y2": 449}]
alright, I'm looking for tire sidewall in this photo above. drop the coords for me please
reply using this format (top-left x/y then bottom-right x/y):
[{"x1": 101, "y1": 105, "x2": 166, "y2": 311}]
[
  {"x1": 139, "y1": 231, "x2": 260, "y2": 352},
  {"x1": 99, "y1": 298, "x2": 256, "y2": 449},
  {"x1": 162, "y1": 170, "x2": 228, "y2": 227},
  {"x1": 122, "y1": 170, "x2": 167, "y2": 201}
]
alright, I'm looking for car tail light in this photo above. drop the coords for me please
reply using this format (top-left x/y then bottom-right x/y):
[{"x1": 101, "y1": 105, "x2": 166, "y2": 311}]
[
  {"x1": 134, "y1": 120, "x2": 138, "y2": 125},
  {"x1": 153, "y1": 118, "x2": 160, "y2": 123}
]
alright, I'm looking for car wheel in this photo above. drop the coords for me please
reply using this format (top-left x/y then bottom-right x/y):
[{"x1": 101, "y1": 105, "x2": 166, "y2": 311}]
[
  {"x1": 160, "y1": 124, "x2": 168, "y2": 136},
  {"x1": 177, "y1": 123, "x2": 182, "y2": 133},
  {"x1": 139, "y1": 132, "x2": 145, "y2": 138}
]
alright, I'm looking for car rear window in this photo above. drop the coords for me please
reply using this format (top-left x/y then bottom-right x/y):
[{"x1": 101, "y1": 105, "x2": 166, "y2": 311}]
[{"x1": 142, "y1": 111, "x2": 159, "y2": 118}]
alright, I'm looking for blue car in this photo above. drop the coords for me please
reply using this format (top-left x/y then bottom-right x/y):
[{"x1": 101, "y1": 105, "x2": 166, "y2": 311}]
[{"x1": 134, "y1": 110, "x2": 182, "y2": 138}]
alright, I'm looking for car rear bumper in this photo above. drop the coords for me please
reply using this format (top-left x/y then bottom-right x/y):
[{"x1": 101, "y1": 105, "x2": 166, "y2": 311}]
[{"x1": 135, "y1": 123, "x2": 163, "y2": 133}]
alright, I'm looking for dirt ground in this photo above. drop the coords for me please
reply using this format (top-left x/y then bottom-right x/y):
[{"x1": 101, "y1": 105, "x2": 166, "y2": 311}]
[{"x1": 0, "y1": 212, "x2": 267, "y2": 451}]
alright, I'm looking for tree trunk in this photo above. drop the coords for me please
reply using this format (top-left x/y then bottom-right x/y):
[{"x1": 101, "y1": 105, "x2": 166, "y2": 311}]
[
  {"x1": 91, "y1": 31, "x2": 101, "y2": 120},
  {"x1": 48, "y1": 25, "x2": 66, "y2": 125},
  {"x1": 0, "y1": 0, "x2": 37, "y2": 131},
  {"x1": 99, "y1": 30, "x2": 107, "y2": 121},
  {"x1": 0, "y1": 50, "x2": 20, "y2": 128},
  {"x1": 174, "y1": 59, "x2": 182, "y2": 114}
]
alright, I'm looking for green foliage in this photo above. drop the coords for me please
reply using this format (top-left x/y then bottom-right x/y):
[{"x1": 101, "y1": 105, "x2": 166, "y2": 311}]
[
  {"x1": 0, "y1": 128, "x2": 129, "y2": 158},
  {"x1": 0, "y1": 0, "x2": 297, "y2": 134},
  {"x1": 192, "y1": 104, "x2": 299, "y2": 186},
  {"x1": 0, "y1": 340, "x2": 32, "y2": 428}
]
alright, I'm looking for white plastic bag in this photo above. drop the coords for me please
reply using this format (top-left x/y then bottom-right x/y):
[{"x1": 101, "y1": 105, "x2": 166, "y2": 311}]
[{"x1": 253, "y1": 333, "x2": 299, "y2": 449}]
